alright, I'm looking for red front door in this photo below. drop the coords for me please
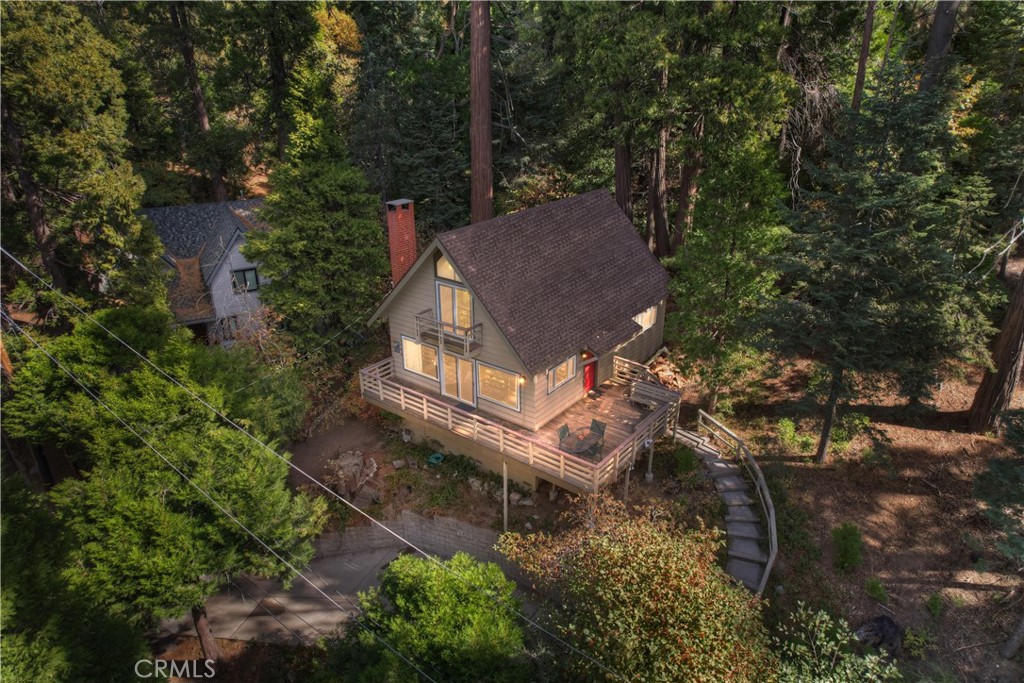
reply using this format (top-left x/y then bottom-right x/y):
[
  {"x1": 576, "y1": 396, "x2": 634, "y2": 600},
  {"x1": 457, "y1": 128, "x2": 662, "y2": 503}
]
[{"x1": 584, "y1": 362, "x2": 596, "y2": 392}]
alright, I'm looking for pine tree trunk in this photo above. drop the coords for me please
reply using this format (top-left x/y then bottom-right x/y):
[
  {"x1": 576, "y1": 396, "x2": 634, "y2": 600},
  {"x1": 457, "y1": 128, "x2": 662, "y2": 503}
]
[
  {"x1": 672, "y1": 118, "x2": 704, "y2": 252},
  {"x1": 851, "y1": 1, "x2": 877, "y2": 112},
  {"x1": 1001, "y1": 612, "x2": 1024, "y2": 660},
  {"x1": 919, "y1": 0, "x2": 962, "y2": 92},
  {"x1": 613, "y1": 113, "x2": 632, "y2": 220},
  {"x1": 652, "y1": 65, "x2": 671, "y2": 258},
  {"x1": 170, "y1": 2, "x2": 228, "y2": 202},
  {"x1": 0, "y1": 98, "x2": 69, "y2": 292},
  {"x1": 816, "y1": 369, "x2": 843, "y2": 465},
  {"x1": 192, "y1": 603, "x2": 221, "y2": 664},
  {"x1": 469, "y1": 0, "x2": 493, "y2": 224},
  {"x1": 968, "y1": 271, "x2": 1024, "y2": 434},
  {"x1": 706, "y1": 385, "x2": 720, "y2": 414},
  {"x1": 268, "y1": 29, "x2": 289, "y2": 161}
]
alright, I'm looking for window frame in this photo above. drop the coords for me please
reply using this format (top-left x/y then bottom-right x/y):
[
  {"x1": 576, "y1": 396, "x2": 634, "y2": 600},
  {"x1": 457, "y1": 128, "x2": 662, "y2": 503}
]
[
  {"x1": 232, "y1": 268, "x2": 260, "y2": 293},
  {"x1": 546, "y1": 355, "x2": 577, "y2": 394},
  {"x1": 434, "y1": 253, "x2": 462, "y2": 283},
  {"x1": 435, "y1": 281, "x2": 473, "y2": 334},
  {"x1": 400, "y1": 335, "x2": 439, "y2": 381},
  {"x1": 475, "y1": 360, "x2": 521, "y2": 412}
]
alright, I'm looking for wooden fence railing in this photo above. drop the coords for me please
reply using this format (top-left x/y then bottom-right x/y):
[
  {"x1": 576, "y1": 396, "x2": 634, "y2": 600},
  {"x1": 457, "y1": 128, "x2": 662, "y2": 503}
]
[
  {"x1": 696, "y1": 410, "x2": 778, "y2": 596},
  {"x1": 359, "y1": 357, "x2": 680, "y2": 493}
]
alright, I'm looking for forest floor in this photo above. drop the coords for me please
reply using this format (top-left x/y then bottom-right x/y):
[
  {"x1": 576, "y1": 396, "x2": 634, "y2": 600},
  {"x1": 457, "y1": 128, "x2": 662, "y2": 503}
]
[{"x1": 674, "y1": 359, "x2": 1024, "y2": 683}]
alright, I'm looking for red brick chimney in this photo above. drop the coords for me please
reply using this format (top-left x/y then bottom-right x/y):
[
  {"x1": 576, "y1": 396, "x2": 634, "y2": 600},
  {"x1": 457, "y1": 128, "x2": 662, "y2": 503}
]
[{"x1": 386, "y1": 199, "x2": 416, "y2": 285}]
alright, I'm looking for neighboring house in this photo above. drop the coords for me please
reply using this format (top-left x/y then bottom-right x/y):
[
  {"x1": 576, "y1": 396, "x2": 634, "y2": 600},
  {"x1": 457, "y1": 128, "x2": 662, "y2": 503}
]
[
  {"x1": 142, "y1": 200, "x2": 266, "y2": 344},
  {"x1": 360, "y1": 191, "x2": 681, "y2": 498}
]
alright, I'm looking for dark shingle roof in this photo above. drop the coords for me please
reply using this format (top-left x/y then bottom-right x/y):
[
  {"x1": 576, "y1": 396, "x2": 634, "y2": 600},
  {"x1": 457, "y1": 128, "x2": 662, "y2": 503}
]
[
  {"x1": 141, "y1": 199, "x2": 263, "y2": 285},
  {"x1": 436, "y1": 190, "x2": 668, "y2": 374}
]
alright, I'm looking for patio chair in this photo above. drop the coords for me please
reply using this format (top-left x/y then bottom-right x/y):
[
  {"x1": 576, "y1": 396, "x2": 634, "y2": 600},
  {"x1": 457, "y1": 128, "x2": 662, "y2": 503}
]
[
  {"x1": 590, "y1": 419, "x2": 606, "y2": 450},
  {"x1": 557, "y1": 423, "x2": 571, "y2": 449}
]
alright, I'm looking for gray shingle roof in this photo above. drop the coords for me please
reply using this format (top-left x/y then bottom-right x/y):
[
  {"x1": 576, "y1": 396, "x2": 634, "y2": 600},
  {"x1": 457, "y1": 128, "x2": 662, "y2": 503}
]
[
  {"x1": 141, "y1": 199, "x2": 263, "y2": 284},
  {"x1": 437, "y1": 190, "x2": 669, "y2": 374}
]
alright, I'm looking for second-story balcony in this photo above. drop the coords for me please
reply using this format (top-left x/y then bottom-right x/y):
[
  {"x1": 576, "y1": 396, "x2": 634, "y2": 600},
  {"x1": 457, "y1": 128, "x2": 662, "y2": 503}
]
[{"x1": 414, "y1": 309, "x2": 482, "y2": 356}]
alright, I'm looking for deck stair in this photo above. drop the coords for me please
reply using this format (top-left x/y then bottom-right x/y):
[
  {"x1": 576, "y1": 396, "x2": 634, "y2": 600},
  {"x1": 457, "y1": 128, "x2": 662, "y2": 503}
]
[{"x1": 674, "y1": 419, "x2": 776, "y2": 595}]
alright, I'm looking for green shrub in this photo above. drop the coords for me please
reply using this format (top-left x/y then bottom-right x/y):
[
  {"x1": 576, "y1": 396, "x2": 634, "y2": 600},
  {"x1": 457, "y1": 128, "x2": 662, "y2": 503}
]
[
  {"x1": 774, "y1": 604, "x2": 903, "y2": 682},
  {"x1": 902, "y1": 627, "x2": 935, "y2": 659},
  {"x1": 832, "y1": 523, "x2": 863, "y2": 573},
  {"x1": 925, "y1": 592, "x2": 945, "y2": 619},
  {"x1": 865, "y1": 577, "x2": 888, "y2": 604},
  {"x1": 672, "y1": 446, "x2": 700, "y2": 477}
]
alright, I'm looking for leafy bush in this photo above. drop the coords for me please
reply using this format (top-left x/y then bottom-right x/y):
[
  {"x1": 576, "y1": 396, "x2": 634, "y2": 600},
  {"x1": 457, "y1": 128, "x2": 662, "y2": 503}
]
[
  {"x1": 925, "y1": 592, "x2": 945, "y2": 619},
  {"x1": 328, "y1": 552, "x2": 532, "y2": 682},
  {"x1": 774, "y1": 604, "x2": 903, "y2": 683},
  {"x1": 832, "y1": 523, "x2": 863, "y2": 573},
  {"x1": 831, "y1": 413, "x2": 871, "y2": 454},
  {"x1": 500, "y1": 494, "x2": 777, "y2": 682},
  {"x1": 777, "y1": 418, "x2": 816, "y2": 453},
  {"x1": 672, "y1": 446, "x2": 700, "y2": 477},
  {"x1": 902, "y1": 627, "x2": 935, "y2": 659},
  {"x1": 865, "y1": 577, "x2": 888, "y2": 604}
]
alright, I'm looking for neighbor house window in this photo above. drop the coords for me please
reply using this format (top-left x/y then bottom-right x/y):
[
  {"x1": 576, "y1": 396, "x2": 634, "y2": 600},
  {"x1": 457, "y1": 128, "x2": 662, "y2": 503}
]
[
  {"x1": 477, "y1": 362, "x2": 520, "y2": 410},
  {"x1": 547, "y1": 355, "x2": 576, "y2": 393},
  {"x1": 435, "y1": 254, "x2": 461, "y2": 282},
  {"x1": 402, "y1": 336, "x2": 438, "y2": 380},
  {"x1": 633, "y1": 304, "x2": 658, "y2": 332},
  {"x1": 232, "y1": 268, "x2": 259, "y2": 293}
]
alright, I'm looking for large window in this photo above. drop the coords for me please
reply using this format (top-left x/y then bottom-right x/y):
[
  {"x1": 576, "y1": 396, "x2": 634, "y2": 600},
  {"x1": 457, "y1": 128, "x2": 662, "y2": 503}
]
[
  {"x1": 435, "y1": 254, "x2": 461, "y2": 282},
  {"x1": 437, "y1": 282, "x2": 472, "y2": 334},
  {"x1": 477, "y1": 362, "x2": 520, "y2": 410},
  {"x1": 232, "y1": 268, "x2": 259, "y2": 293},
  {"x1": 547, "y1": 355, "x2": 576, "y2": 393},
  {"x1": 402, "y1": 336, "x2": 438, "y2": 380},
  {"x1": 633, "y1": 304, "x2": 658, "y2": 332}
]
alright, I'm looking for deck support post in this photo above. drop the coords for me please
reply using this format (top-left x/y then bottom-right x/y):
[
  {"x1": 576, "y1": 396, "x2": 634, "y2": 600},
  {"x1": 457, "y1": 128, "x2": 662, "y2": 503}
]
[
  {"x1": 622, "y1": 460, "x2": 631, "y2": 504},
  {"x1": 502, "y1": 457, "x2": 509, "y2": 532},
  {"x1": 645, "y1": 437, "x2": 655, "y2": 482}
]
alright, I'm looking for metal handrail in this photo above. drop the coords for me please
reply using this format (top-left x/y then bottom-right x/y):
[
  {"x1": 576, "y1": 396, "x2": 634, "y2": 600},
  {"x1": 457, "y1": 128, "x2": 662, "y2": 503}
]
[{"x1": 696, "y1": 409, "x2": 778, "y2": 596}]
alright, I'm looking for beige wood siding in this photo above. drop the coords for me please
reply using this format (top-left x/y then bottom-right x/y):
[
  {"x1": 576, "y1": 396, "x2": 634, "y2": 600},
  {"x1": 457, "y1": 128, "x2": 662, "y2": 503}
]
[
  {"x1": 384, "y1": 247, "x2": 536, "y2": 428},
  {"x1": 597, "y1": 300, "x2": 666, "y2": 384}
]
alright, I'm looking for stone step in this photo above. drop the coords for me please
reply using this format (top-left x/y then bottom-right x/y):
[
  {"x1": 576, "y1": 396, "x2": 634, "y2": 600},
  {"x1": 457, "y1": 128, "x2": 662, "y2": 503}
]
[
  {"x1": 725, "y1": 521, "x2": 764, "y2": 541},
  {"x1": 726, "y1": 558, "x2": 764, "y2": 591},
  {"x1": 720, "y1": 490, "x2": 755, "y2": 507},
  {"x1": 728, "y1": 538, "x2": 768, "y2": 564},
  {"x1": 725, "y1": 507, "x2": 760, "y2": 524},
  {"x1": 706, "y1": 460, "x2": 742, "y2": 479},
  {"x1": 713, "y1": 475, "x2": 748, "y2": 493}
]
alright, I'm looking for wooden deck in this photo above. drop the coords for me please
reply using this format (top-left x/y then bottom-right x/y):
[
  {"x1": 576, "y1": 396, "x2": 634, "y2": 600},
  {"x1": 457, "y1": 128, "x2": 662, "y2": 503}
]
[
  {"x1": 359, "y1": 357, "x2": 679, "y2": 492},
  {"x1": 534, "y1": 384, "x2": 650, "y2": 458}
]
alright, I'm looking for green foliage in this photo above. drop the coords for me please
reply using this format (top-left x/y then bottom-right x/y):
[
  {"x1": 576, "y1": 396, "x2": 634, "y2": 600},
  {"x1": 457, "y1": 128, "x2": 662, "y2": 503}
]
[
  {"x1": 925, "y1": 592, "x2": 946, "y2": 620},
  {"x1": 3, "y1": 306, "x2": 328, "y2": 627},
  {"x1": 831, "y1": 523, "x2": 863, "y2": 574},
  {"x1": 1, "y1": 1, "x2": 166, "y2": 307},
  {"x1": 774, "y1": 604, "x2": 903, "y2": 683},
  {"x1": 500, "y1": 494, "x2": 777, "y2": 682},
  {"x1": 901, "y1": 628, "x2": 936, "y2": 660},
  {"x1": 831, "y1": 413, "x2": 871, "y2": 454},
  {"x1": 865, "y1": 578, "x2": 888, "y2": 605},
  {"x1": 243, "y1": 152, "x2": 388, "y2": 357},
  {"x1": 777, "y1": 418, "x2": 816, "y2": 454},
  {"x1": 671, "y1": 445, "x2": 700, "y2": 477},
  {"x1": 328, "y1": 552, "x2": 531, "y2": 683},
  {"x1": 1, "y1": 479, "x2": 151, "y2": 683}
]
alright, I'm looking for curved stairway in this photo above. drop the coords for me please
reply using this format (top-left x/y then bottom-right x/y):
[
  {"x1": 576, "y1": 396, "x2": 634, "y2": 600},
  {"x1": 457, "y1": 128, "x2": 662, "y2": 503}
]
[{"x1": 675, "y1": 427, "x2": 771, "y2": 593}]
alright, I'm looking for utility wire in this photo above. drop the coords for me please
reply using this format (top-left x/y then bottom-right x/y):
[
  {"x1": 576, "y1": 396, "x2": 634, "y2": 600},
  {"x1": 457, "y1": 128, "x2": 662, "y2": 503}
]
[
  {"x1": 1, "y1": 247, "x2": 624, "y2": 681},
  {"x1": 2, "y1": 313, "x2": 443, "y2": 683}
]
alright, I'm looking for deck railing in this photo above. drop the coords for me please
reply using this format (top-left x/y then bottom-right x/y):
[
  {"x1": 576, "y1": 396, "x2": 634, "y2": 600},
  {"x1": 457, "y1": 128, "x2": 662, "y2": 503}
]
[
  {"x1": 696, "y1": 410, "x2": 778, "y2": 596},
  {"x1": 414, "y1": 309, "x2": 482, "y2": 356},
  {"x1": 359, "y1": 357, "x2": 680, "y2": 492}
]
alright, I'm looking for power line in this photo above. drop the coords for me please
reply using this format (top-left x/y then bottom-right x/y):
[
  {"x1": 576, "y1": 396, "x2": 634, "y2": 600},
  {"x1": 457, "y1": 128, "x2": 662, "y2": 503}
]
[
  {"x1": 1, "y1": 248, "x2": 624, "y2": 680},
  {"x1": 2, "y1": 314, "x2": 443, "y2": 683}
]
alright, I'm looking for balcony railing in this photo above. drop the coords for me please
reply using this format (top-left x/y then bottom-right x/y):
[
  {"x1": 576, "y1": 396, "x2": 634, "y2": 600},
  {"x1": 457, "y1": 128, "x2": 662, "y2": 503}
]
[
  {"x1": 359, "y1": 357, "x2": 680, "y2": 493},
  {"x1": 414, "y1": 309, "x2": 482, "y2": 356}
]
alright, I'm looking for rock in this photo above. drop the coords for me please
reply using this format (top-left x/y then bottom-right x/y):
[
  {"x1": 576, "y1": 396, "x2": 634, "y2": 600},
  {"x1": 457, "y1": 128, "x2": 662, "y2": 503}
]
[
  {"x1": 392, "y1": 459, "x2": 407, "y2": 469},
  {"x1": 408, "y1": 461, "x2": 419, "y2": 470},
  {"x1": 548, "y1": 488, "x2": 558, "y2": 502},
  {"x1": 524, "y1": 522, "x2": 533, "y2": 531},
  {"x1": 517, "y1": 497, "x2": 535, "y2": 507},
  {"x1": 468, "y1": 477, "x2": 484, "y2": 493},
  {"x1": 774, "y1": 584, "x2": 785, "y2": 595},
  {"x1": 509, "y1": 491, "x2": 523, "y2": 504}
]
